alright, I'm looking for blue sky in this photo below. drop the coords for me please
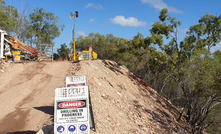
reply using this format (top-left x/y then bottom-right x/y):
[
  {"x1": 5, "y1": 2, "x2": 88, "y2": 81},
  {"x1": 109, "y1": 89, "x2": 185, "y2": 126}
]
[{"x1": 6, "y1": 0, "x2": 221, "y2": 52}]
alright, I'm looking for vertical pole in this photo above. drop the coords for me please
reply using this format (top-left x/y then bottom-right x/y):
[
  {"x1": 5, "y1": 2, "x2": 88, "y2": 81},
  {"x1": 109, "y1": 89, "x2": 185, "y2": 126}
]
[
  {"x1": 73, "y1": 16, "x2": 76, "y2": 61},
  {"x1": 52, "y1": 44, "x2": 53, "y2": 61},
  {"x1": 0, "y1": 32, "x2": 4, "y2": 58},
  {"x1": 40, "y1": 43, "x2": 41, "y2": 60}
]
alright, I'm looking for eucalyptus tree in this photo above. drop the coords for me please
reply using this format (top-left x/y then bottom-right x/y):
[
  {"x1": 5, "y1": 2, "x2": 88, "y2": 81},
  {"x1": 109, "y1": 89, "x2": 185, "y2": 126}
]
[
  {"x1": 29, "y1": 7, "x2": 64, "y2": 49},
  {"x1": 149, "y1": 9, "x2": 221, "y2": 133},
  {"x1": 0, "y1": 10, "x2": 9, "y2": 30},
  {"x1": 188, "y1": 14, "x2": 221, "y2": 51},
  {"x1": 16, "y1": 4, "x2": 31, "y2": 43},
  {"x1": 0, "y1": 0, "x2": 18, "y2": 34},
  {"x1": 0, "y1": 0, "x2": 5, "y2": 11}
]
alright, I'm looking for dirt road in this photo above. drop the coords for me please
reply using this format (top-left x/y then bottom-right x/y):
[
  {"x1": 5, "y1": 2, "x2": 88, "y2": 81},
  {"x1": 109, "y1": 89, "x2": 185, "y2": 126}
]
[{"x1": 0, "y1": 61, "x2": 72, "y2": 133}]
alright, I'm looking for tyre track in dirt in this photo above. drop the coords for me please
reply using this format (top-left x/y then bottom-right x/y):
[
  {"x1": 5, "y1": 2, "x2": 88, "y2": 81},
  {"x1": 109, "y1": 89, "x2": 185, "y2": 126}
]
[{"x1": 0, "y1": 61, "x2": 72, "y2": 133}]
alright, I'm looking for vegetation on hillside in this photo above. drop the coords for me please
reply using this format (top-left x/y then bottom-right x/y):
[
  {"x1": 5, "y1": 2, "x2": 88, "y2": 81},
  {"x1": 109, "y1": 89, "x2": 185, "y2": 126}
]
[
  {"x1": 1, "y1": 0, "x2": 221, "y2": 133},
  {"x1": 73, "y1": 9, "x2": 221, "y2": 134}
]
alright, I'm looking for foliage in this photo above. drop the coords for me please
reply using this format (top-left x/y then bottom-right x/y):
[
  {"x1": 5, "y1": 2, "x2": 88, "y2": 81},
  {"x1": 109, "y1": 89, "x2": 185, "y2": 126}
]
[
  {"x1": 0, "y1": 1, "x2": 64, "y2": 50},
  {"x1": 28, "y1": 7, "x2": 65, "y2": 49},
  {"x1": 53, "y1": 53, "x2": 60, "y2": 61},
  {"x1": 16, "y1": 4, "x2": 31, "y2": 43},
  {"x1": 70, "y1": 9, "x2": 221, "y2": 133},
  {"x1": 188, "y1": 14, "x2": 221, "y2": 51},
  {"x1": 1, "y1": 1, "x2": 221, "y2": 132},
  {"x1": 149, "y1": 9, "x2": 221, "y2": 133},
  {"x1": 0, "y1": 1, "x2": 18, "y2": 34},
  {"x1": 57, "y1": 43, "x2": 71, "y2": 60}
]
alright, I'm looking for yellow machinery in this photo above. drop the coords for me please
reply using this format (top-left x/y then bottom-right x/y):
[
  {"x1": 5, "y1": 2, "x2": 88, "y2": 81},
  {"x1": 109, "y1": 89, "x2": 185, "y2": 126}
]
[
  {"x1": 77, "y1": 50, "x2": 97, "y2": 61},
  {"x1": 0, "y1": 29, "x2": 38, "y2": 61},
  {"x1": 82, "y1": 50, "x2": 97, "y2": 60},
  {"x1": 9, "y1": 37, "x2": 38, "y2": 59},
  {"x1": 11, "y1": 51, "x2": 21, "y2": 62},
  {"x1": 73, "y1": 52, "x2": 79, "y2": 61},
  {"x1": 69, "y1": 11, "x2": 98, "y2": 61}
]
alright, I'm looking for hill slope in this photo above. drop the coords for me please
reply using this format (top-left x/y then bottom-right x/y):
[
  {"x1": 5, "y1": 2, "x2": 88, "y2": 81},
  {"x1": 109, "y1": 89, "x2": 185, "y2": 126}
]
[
  {"x1": 68, "y1": 60, "x2": 187, "y2": 134},
  {"x1": 0, "y1": 60, "x2": 187, "y2": 134}
]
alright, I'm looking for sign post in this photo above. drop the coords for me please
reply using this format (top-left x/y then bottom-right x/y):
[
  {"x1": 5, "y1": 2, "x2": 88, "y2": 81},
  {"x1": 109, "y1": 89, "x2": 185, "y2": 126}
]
[{"x1": 54, "y1": 86, "x2": 90, "y2": 134}]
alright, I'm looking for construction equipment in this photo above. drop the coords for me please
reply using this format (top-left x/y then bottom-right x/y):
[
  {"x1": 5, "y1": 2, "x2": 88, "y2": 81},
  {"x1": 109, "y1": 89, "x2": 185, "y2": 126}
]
[
  {"x1": 8, "y1": 36, "x2": 38, "y2": 60},
  {"x1": 75, "y1": 45, "x2": 97, "y2": 61},
  {"x1": 69, "y1": 11, "x2": 97, "y2": 62},
  {"x1": 78, "y1": 50, "x2": 97, "y2": 60},
  {"x1": 11, "y1": 51, "x2": 21, "y2": 62},
  {"x1": 0, "y1": 29, "x2": 38, "y2": 61},
  {"x1": 70, "y1": 11, "x2": 78, "y2": 62}
]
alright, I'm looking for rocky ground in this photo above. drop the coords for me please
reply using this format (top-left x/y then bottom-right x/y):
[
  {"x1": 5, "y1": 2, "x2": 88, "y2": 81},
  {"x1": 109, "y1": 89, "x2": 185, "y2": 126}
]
[
  {"x1": 0, "y1": 60, "x2": 12, "y2": 75},
  {"x1": 67, "y1": 60, "x2": 188, "y2": 134},
  {"x1": 0, "y1": 59, "x2": 188, "y2": 134}
]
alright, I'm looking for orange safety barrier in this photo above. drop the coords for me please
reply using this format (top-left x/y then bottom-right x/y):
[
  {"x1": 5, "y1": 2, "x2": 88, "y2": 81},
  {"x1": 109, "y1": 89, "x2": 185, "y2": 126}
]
[{"x1": 130, "y1": 73, "x2": 151, "y2": 90}]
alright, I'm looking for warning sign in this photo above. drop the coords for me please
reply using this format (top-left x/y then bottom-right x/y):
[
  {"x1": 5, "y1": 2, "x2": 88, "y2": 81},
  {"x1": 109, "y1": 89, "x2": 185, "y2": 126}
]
[
  {"x1": 54, "y1": 86, "x2": 90, "y2": 134},
  {"x1": 56, "y1": 100, "x2": 88, "y2": 123}
]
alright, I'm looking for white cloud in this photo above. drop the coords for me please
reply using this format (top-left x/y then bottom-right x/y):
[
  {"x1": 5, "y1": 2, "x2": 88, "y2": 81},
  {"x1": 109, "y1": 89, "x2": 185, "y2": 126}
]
[
  {"x1": 76, "y1": 31, "x2": 87, "y2": 37},
  {"x1": 85, "y1": 3, "x2": 94, "y2": 8},
  {"x1": 110, "y1": 16, "x2": 147, "y2": 27},
  {"x1": 84, "y1": 3, "x2": 103, "y2": 10},
  {"x1": 141, "y1": 0, "x2": 183, "y2": 13},
  {"x1": 178, "y1": 28, "x2": 189, "y2": 34},
  {"x1": 211, "y1": 42, "x2": 221, "y2": 53},
  {"x1": 89, "y1": 18, "x2": 96, "y2": 23}
]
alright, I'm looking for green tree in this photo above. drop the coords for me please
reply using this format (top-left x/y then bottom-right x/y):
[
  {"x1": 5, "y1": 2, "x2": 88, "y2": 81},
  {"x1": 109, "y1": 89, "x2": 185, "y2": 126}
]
[
  {"x1": 0, "y1": 0, "x2": 5, "y2": 8},
  {"x1": 0, "y1": 11, "x2": 9, "y2": 29},
  {"x1": 0, "y1": 1, "x2": 18, "y2": 34},
  {"x1": 16, "y1": 4, "x2": 31, "y2": 43},
  {"x1": 188, "y1": 14, "x2": 221, "y2": 51},
  {"x1": 75, "y1": 32, "x2": 121, "y2": 60},
  {"x1": 53, "y1": 53, "x2": 60, "y2": 61},
  {"x1": 0, "y1": 0, "x2": 7, "y2": 29},
  {"x1": 29, "y1": 7, "x2": 64, "y2": 49},
  {"x1": 150, "y1": 9, "x2": 221, "y2": 133},
  {"x1": 57, "y1": 43, "x2": 70, "y2": 60}
]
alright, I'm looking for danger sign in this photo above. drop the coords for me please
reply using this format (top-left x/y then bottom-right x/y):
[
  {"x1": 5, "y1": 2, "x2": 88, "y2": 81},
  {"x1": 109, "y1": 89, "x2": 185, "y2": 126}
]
[
  {"x1": 56, "y1": 100, "x2": 88, "y2": 123},
  {"x1": 58, "y1": 101, "x2": 85, "y2": 109},
  {"x1": 54, "y1": 86, "x2": 90, "y2": 134}
]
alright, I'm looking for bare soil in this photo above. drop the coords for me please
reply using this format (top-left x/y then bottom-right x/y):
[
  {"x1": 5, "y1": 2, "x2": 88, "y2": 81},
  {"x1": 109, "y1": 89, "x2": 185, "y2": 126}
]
[
  {"x1": 0, "y1": 60, "x2": 187, "y2": 134},
  {"x1": 0, "y1": 61, "x2": 72, "y2": 133}
]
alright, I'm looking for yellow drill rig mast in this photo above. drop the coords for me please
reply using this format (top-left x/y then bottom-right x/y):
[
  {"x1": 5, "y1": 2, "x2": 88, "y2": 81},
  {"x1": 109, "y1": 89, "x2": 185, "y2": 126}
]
[{"x1": 70, "y1": 11, "x2": 78, "y2": 62}]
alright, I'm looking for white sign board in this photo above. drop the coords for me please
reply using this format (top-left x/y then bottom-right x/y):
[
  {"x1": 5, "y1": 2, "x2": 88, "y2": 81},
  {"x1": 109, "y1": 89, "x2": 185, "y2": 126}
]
[
  {"x1": 66, "y1": 76, "x2": 87, "y2": 87},
  {"x1": 66, "y1": 76, "x2": 95, "y2": 129},
  {"x1": 54, "y1": 86, "x2": 90, "y2": 134}
]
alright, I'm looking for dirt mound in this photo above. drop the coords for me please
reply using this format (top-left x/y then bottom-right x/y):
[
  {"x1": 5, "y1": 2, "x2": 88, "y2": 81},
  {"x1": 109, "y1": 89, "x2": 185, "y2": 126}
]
[
  {"x1": 0, "y1": 60, "x2": 187, "y2": 134},
  {"x1": 67, "y1": 60, "x2": 187, "y2": 134}
]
